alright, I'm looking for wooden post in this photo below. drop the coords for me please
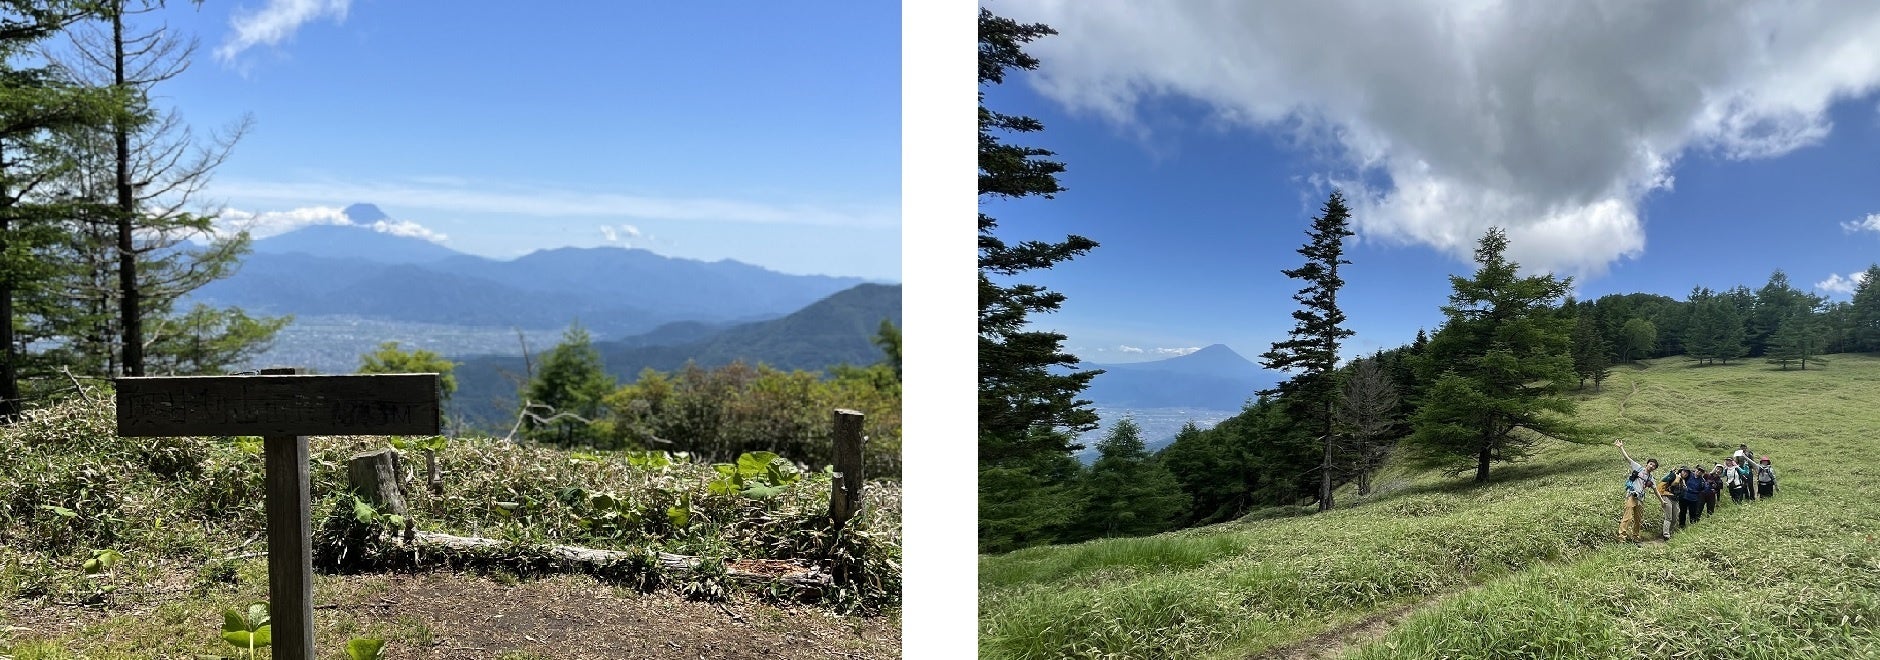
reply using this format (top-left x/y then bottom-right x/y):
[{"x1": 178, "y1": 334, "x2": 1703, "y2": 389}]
[
  {"x1": 259, "y1": 367, "x2": 314, "y2": 660},
  {"x1": 115, "y1": 368, "x2": 440, "y2": 660},
  {"x1": 828, "y1": 409, "x2": 866, "y2": 527}
]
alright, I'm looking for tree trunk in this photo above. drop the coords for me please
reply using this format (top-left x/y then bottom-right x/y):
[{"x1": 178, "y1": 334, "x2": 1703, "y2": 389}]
[
  {"x1": 112, "y1": 6, "x2": 141, "y2": 377},
  {"x1": 0, "y1": 139, "x2": 15, "y2": 422},
  {"x1": 1475, "y1": 445, "x2": 1492, "y2": 483},
  {"x1": 347, "y1": 448, "x2": 410, "y2": 541}
]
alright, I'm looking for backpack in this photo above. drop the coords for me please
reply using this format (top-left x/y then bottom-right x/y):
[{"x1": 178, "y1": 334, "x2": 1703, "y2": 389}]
[
  {"x1": 1680, "y1": 473, "x2": 1705, "y2": 500},
  {"x1": 1758, "y1": 464, "x2": 1775, "y2": 484},
  {"x1": 1735, "y1": 463, "x2": 1753, "y2": 485},
  {"x1": 1658, "y1": 473, "x2": 1680, "y2": 498}
]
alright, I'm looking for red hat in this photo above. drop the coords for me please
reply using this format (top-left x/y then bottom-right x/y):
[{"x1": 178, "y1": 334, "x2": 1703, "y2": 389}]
[{"x1": 1760, "y1": 456, "x2": 1771, "y2": 463}]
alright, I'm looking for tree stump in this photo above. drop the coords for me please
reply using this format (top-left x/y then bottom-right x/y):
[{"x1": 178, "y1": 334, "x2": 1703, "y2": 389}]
[
  {"x1": 347, "y1": 449, "x2": 411, "y2": 540},
  {"x1": 829, "y1": 409, "x2": 866, "y2": 526}
]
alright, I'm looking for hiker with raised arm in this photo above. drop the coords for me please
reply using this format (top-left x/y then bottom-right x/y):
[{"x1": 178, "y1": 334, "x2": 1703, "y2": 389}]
[
  {"x1": 1615, "y1": 440, "x2": 1660, "y2": 544},
  {"x1": 1757, "y1": 456, "x2": 1778, "y2": 499},
  {"x1": 1704, "y1": 463, "x2": 1724, "y2": 514}
]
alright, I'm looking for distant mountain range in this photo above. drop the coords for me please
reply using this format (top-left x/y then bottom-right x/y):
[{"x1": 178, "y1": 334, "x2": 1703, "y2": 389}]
[
  {"x1": 192, "y1": 207, "x2": 871, "y2": 339},
  {"x1": 1079, "y1": 344, "x2": 1277, "y2": 411},
  {"x1": 450, "y1": 283, "x2": 902, "y2": 431}
]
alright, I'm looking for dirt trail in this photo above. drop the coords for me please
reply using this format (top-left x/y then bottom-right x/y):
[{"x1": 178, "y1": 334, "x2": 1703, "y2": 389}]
[{"x1": 1248, "y1": 602, "x2": 1420, "y2": 660}]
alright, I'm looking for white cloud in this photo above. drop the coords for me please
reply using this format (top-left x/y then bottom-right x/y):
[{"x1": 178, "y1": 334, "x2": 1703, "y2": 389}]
[
  {"x1": 217, "y1": 205, "x2": 350, "y2": 237},
  {"x1": 217, "y1": 0, "x2": 351, "y2": 64},
  {"x1": 213, "y1": 178, "x2": 895, "y2": 229},
  {"x1": 599, "y1": 223, "x2": 645, "y2": 244},
  {"x1": 1117, "y1": 345, "x2": 1144, "y2": 354},
  {"x1": 216, "y1": 205, "x2": 448, "y2": 244},
  {"x1": 1150, "y1": 346, "x2": 1202, "y2": 356},
  {"x1": 1816, "y1": 270, "x2": 1869, "y2": 295},
  {"x1": 370, "y1": 219, "x2": 448, "y2": 243},
  {"x1": 1841, "y1": 212, "x2": 1880, "y2": 233},
  {"x1": 1001, "y1": 1, "x2": 1880, "y2": 276}
]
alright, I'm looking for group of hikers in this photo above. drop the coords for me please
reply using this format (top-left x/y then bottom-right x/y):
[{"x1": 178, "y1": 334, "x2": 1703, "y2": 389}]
[{"x1": 1615, "y1": 440, "x2": 1778, "y2": 543}]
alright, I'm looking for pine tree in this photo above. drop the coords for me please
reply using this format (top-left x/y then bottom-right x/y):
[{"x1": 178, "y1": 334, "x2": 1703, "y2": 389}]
[
  {"x1": 1571, "y1": 311, "x2": 1612, "y2": 388},
  {"x1": 1259, "y1": 190, "x2": 1355, "y2": 511},
  {"x1": 523, "y1": 324, "x2": 615, "y2": 445},
  {"x1": 1747, "y1": 270, "x2": 1802, "y2": 357},
  {"x1": 0, "y1": 0, "x2": 118, "y2": 417},
  {"x1": 1072, "y1": 418, "x2": 1189, "y2": 540},
  {"x1": 977, "y1": 8, "x2": 1099, "y2": 463},
  {"x1": 1849, "y1": 265, "x2": 1880, "y2": 352},
  {"x1": 1765, "y1": 297, "x2": 1827, "y2": 371},
  {"x1": 1410, "y1": 228, "x2": 1582, "y2": 483}
]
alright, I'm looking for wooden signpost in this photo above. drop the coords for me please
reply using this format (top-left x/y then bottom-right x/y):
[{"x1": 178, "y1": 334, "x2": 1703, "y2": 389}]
[{"x1": 116, "y1": 368, "x2": 440, "y2": 660}]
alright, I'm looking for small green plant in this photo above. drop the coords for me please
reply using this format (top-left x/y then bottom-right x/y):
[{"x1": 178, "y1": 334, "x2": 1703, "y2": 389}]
[
  {"x1": 708, "y1": 451, "x2": 802, "y2": 499},
  {"x1": 220, "y1": 601, "x2": 271, "y2": 659},
  {"x1": 81, "y1": 548, "x2": 123, "y2": 574},
  {"x1": 345, "y1": 637, "x2": 387, "y2": 660}
]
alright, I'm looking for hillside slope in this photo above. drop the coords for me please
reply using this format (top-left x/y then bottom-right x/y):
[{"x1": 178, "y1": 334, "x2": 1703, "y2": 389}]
[
  {"x1": 980, "y1": 356, "x2": 1880, "y2": 659},
  {"x1": 449, "y1": 283, "x2": 901, "y2": 431}
]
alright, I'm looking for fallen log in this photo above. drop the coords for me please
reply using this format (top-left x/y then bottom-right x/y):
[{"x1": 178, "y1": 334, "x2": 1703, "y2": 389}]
[{"x1": 402, "y1": 530, "x2": 832, "y2": 589}]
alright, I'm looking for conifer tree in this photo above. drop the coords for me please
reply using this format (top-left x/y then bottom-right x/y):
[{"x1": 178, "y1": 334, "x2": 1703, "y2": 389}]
[
  {"x1": 977, "y1": 8, "x2": 1099, "y2": 462},
  {"x1": 1335, "y1": 357, "x2": 1399, "y2": 495},
  {"x1": 1848, "y1": 264, "x2": 1880, "y2": 352},
  {"x1": 1410, "y1": 228, "x2": 1582, "y2": 482},
  {"x1": 1073, "y1": 418, "x2": 1188, "y2": 540},
  {"x1": 1259, "y1": 190, "x2": 1355, "y2": 511},
  {"x1": 0, "y1": 0, "x2": 117, "y2": 417},
  {"x1": 1765, "y1": 296, "x2": 1827, "y2": 370},
  {"x1": 977, "y1": 8, "x2": 1102, "y2": 552},
  {"x1": 523, "y1": 324, "x2": 615, "y2": 445},
  {"x1": 1571, "y1": 311, "x2": 1612, "y2": 388}
]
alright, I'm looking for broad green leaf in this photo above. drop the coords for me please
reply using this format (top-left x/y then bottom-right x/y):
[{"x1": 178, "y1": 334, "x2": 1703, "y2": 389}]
[
  {"x1": 589, "y1": 492, "x2": 618, "y2": 511},
  {"x1": 251, "y1": 624, "x2": 271, "y2": 647},
  {"x1": 742, "y1": 483, "x2": 786, "y2": 499},
  {"x1": 222, "y1": 630, "x2": 256, "y2": 648},
  {"x1": 667, "y1": 504, "x2": 689, "y2": 528},
  {"x1": 95, "y1": 549, "x2": 124, "y2": 569},
  {"x1": 221, "y1": 608, "x2": 244, "y2": 635},
  {"x1": 737, "y1": 451, "x2": 780, "y2": 478},
  {"x1": 353, "y1": 499, "x2": 377, "y2": 523},
  {"x1": 39, "y1": 505, "x2": 76, "y2": 518},
  {"x1": 83, "y1": 558, "x2": 101, "y2": 573},
  {"x1": 708, "y1": 478, "x2": 740, "y2": 495},
  {"x1": 711, "y1": 463, "x2": 739, "y2": 479},
  {"x1": 346, "y1": 637, "x2": 387, "y2": 660}
]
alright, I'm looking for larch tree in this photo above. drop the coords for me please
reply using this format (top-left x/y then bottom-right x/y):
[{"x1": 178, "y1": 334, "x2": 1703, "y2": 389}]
[
  {"x1": 1849, "y1": 264, "x2": 1880, "y2": 352},
  {"x1": 1259, "y1": 190, "x2": 1355, "y2": 511},
  {"x1": 47, "y1": 0, "x2": 264, "y2": 377},
  {"x1": 1410, "y1": 228, "x2": 1583, "y2": 483},
  {"x1": 1334, "y1": 356, "x2": 1399, "y2": 495}
]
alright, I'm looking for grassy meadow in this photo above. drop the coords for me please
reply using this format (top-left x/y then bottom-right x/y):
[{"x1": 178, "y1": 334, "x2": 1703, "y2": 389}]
[{"x1": 980, "y1": 355, "x2": 1880, "y2": 659}]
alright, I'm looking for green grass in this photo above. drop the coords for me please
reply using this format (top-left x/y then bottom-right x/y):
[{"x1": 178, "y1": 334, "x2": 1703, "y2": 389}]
[
  {"x1": 0, "y1": 395, "x2": 902, "y2": 657},
  {"x1": 979, "y1": 355, "x2": 1880, "y2": 659}
]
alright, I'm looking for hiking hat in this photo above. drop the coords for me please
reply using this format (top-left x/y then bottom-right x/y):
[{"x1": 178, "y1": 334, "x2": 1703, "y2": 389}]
[{"x1": 1760, "y1": 456, "x2": 1771, "y2": 464}]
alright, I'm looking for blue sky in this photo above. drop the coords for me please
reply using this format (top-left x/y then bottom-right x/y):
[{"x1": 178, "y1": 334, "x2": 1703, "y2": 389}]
[
  {"x1": 981, "y1": 1, "x2": 1880, "y2": 366},
  {"x1": 74, "y1": 1, "x2": 901, "y2": 280}
]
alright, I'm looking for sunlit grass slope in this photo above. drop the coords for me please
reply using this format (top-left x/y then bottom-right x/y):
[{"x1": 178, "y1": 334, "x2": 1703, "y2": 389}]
[{"x1": 979, "y1": 355, "x2": 1880, "y2": 659}]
